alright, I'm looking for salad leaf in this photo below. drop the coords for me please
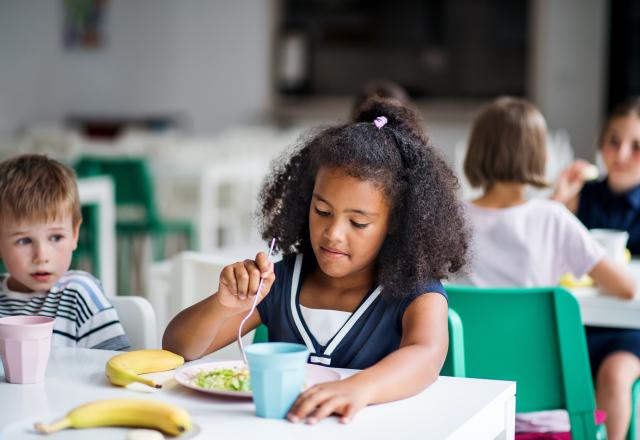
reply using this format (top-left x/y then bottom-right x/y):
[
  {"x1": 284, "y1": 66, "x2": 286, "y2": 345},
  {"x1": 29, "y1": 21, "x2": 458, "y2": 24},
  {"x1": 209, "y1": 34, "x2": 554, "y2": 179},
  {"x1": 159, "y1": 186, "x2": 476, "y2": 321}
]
[{"x1": 193, "y1": 367, "x2": 251, "y2": 392}]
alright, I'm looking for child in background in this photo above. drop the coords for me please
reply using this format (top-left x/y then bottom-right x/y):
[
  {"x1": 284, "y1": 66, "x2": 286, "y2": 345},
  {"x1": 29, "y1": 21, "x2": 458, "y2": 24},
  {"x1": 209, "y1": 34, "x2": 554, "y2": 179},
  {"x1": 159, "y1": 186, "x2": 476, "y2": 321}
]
[
  {"x1": 351, "y1": 79, "x2": 412, "y2": 121},
  {"x1": 554, "y1": 97, "x2": 640, "y2": 254},
  {"x1": 552, "y1": 96, "x2": 640, "y2": 439},
  {"x1": 164, "y1": 98, "x2": 469, "y2": 423},
  {"x1": 0, "y1": 154, "x2": 130, "y2": 350},
  {"x1": 459, "y1": 96, "x2": 636, "y2": 440}
]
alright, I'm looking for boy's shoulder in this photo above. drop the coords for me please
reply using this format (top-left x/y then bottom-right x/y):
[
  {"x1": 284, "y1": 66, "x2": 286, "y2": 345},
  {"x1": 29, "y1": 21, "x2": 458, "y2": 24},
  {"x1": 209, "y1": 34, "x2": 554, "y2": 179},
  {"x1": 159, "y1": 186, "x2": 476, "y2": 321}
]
[
  {"x1": 53, "y1": 271, "x2": 111, "y2": 311},
  {"x1": 53, "y1": 270, "x2": 105, "y2": 296}
]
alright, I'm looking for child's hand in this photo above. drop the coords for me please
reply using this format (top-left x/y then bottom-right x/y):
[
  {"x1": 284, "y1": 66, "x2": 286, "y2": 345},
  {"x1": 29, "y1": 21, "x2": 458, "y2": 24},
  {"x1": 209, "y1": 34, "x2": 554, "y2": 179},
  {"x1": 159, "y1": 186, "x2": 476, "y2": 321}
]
[
  {"x1": 215, "y1": 252, "x2": 275, "y2": 315},
  {"x1": 287, "y1": 378, "x2": 371, "y2": 425},
  {"x1": 552, "y1": 159, "x2": 594, "y2": 204}
]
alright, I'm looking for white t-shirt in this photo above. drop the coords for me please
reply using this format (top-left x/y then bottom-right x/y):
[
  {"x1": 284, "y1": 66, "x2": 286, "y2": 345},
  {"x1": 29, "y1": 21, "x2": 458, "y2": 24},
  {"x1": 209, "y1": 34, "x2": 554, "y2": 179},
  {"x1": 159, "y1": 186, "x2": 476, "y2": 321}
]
[
  {"x1": 300, "y1": 305, "x2": 352, "y2": 346},
  {"x1": 455, "y1": 198, "x2": 605, "y2": 287}
]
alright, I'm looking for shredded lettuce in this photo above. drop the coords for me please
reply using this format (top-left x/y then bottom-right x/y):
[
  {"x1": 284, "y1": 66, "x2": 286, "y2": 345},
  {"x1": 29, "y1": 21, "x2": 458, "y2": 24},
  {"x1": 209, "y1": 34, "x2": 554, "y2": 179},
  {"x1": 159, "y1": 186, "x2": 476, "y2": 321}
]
[{"x1": 193, "y1": 367, "x2": 251, "y2": 392}]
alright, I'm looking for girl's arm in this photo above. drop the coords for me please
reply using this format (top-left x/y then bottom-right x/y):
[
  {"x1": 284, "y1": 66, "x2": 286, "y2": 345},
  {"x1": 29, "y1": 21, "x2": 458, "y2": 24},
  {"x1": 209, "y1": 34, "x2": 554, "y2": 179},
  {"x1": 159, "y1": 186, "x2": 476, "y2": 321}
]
[
  {"x1": 588, "y1": 258, "x2": 636, "y2": 300},
  {"x1": 287, "y1": 292, "x2": 448, "y2": 424},
  {"x1": 162, "y1": 254, "x2": 274, "y2": 361}
]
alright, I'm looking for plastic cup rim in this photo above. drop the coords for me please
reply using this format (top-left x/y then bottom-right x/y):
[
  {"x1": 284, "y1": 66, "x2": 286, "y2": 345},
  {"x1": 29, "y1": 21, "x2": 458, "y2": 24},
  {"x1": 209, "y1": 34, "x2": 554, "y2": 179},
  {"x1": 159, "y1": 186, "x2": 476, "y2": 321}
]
[
  {"x1": 0, "y1": 316, "x2": 56, "y2": 327},
  {"x1": 245, "y1": 342, "x2": 309, "y2": 357}
]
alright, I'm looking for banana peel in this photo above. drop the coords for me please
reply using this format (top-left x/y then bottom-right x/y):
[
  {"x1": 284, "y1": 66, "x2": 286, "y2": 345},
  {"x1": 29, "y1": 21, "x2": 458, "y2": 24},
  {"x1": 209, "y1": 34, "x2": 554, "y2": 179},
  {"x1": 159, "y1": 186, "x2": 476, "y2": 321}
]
[
  {"x1": 106, "y1": 349, "x2": 184, "y2": 389},
  {"x1": 559, "y1": 273, "x2": 594, "y2": 288},
  {"x1": 559, "y1": 249, "x2": 632, "y2": 289}
]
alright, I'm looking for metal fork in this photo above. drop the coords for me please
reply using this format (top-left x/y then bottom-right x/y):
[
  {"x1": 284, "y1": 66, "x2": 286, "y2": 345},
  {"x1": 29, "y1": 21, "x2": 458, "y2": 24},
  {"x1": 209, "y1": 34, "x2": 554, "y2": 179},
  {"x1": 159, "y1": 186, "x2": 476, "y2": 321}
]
[{"x1": 237, "y1": 238, "x2": 277, "y2": 365}]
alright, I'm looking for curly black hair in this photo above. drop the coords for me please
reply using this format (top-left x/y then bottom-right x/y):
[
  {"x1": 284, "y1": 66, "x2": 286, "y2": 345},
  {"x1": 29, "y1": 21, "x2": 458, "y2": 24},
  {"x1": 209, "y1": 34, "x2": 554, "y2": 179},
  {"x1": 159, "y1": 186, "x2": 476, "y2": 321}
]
[{"x1": 258, "y1": 98, "x2": 469, "y2": 300}]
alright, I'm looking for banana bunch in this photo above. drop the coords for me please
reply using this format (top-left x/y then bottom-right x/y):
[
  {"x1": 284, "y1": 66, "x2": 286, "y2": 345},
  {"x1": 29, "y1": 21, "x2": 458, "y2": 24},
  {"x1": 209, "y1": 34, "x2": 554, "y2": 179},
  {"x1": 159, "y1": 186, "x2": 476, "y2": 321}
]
[
  {"x1": 106, "y1": 349, "x2": 184, "y2": 389},
  {"x1": 34, "y1": 398, "x2": 191, "y2": 436}
]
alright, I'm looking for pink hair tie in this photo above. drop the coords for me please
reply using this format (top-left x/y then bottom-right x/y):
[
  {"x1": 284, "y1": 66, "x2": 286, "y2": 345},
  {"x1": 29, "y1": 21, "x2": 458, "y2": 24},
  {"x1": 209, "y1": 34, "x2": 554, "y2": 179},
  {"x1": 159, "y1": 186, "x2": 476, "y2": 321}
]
[{"x1": 373, "y1": 116, "x2": 388, "y2": 129}]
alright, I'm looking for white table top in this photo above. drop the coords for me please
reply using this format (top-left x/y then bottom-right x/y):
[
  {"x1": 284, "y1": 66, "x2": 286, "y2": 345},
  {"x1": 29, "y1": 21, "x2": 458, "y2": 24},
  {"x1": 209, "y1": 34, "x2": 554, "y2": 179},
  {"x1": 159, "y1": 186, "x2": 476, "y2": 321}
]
[
  {"x1": 571, "y1": 260, "x2": 640, "y2": 329},
  {"x1": 0, "y1": 348, "x2": 515, "y2": 440}
]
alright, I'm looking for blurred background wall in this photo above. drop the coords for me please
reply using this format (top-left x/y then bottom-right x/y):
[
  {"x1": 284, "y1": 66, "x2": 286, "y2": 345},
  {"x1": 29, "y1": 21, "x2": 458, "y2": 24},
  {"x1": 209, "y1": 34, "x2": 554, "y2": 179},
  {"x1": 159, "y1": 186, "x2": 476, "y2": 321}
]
[{"x1": 0, "y1": 0, "x2": 273, "y2": 136}]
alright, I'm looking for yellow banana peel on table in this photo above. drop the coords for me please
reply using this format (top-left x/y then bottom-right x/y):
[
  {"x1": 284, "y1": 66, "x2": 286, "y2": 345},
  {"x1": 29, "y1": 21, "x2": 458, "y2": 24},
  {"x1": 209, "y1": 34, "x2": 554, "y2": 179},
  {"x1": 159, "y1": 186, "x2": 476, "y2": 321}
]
[
  {"x1": 34, "y1": 398, "x2": 191, "y2": 436},
  {"x1": 559, "y1": 249, "x2": 632, "y2": 289},
  {"x1": 106, "y1": 349, "x2": 184, "y2": 389},
  {"x1": 559, "y1": 273, "x2": 595, "y2": 288}
]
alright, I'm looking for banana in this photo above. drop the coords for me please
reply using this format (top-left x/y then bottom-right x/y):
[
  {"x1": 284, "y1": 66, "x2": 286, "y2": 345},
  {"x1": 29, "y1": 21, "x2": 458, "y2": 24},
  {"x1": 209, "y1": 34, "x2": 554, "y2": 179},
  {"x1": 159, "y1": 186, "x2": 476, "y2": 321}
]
[
  {"x1": 106, "y1": 349, "x2": 184, "y2": 389},
  {"x1": 34, "y1": 398, "x2": 191, "y2": 436}
]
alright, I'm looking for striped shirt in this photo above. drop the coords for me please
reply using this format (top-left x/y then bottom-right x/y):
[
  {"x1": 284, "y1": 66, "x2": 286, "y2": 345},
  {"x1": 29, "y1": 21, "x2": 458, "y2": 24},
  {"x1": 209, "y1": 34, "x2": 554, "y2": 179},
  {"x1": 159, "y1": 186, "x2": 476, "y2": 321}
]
[{"x1": 0, "y1": 271, "x2": 130, "y2": 350}]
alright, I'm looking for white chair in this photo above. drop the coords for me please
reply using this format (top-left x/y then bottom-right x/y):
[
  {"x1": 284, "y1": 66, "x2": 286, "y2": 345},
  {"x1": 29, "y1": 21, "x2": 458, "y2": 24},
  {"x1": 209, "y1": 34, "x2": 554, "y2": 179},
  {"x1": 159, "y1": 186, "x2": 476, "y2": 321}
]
[
  {"x1": 169, "y1": 251, "x2": 233, "y2": 316},
  {"x1": 198, "y1": 158, "x2": 270, "y2": 252},
  {"x1": 146, "y1": 248, "x2": 278, "y2": 347},
  {"x1": 111, "y1": 296, "x2": 159, "y2": 350}
]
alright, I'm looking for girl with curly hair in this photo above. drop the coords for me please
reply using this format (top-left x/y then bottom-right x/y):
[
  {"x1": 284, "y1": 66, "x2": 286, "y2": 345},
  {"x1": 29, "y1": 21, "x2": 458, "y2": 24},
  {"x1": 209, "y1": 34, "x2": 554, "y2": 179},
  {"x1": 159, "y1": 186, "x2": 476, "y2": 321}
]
[{"x1": 163, "y1": 98, "x2": 469, "y2": 424}]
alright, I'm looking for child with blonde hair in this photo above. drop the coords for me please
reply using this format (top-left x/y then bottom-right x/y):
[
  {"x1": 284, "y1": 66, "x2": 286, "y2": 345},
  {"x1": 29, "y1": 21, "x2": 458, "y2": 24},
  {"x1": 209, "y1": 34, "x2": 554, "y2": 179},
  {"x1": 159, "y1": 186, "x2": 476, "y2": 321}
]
[{"x1": 0, "y1": 154, "x2": 129, "y2": 350}]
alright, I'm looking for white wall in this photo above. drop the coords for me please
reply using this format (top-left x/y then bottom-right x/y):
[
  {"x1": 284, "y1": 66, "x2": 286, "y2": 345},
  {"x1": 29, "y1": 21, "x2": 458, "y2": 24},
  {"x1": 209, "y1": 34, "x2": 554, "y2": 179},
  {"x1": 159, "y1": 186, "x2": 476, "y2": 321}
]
[
  {"x1": 0, "y1": 0, "x2": 273, "y2": 136},
  {"x1": 528, "y1": 0, "x2": 608, "y2": 160}
]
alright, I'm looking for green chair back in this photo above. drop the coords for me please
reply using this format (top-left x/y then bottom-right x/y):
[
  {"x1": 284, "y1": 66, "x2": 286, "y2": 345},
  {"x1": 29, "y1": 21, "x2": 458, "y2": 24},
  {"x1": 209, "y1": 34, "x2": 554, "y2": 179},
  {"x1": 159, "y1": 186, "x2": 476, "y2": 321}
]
[
  {"x1": 446, "y1": 285, "x2": 598, "y2": 439},
  {"x1": 252, "y1": 324, "x2": 269, "y2": 343},
  {"x1": 74, "y1": 156, "x2": 159, "y2": 227},
  {"x1": 628, "y1": 379, "x2": 640, "y2": 440},
  {"x1": 71, "y1": 203, "x2": 101, "y2": 276},
  {"x1": 441, "y1": 308, "x2": 466, "y2": 377}
]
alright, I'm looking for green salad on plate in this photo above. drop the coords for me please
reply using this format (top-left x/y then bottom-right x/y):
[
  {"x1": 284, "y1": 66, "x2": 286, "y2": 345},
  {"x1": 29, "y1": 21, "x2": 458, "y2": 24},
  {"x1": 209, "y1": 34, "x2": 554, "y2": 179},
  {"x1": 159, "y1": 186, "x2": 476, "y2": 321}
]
[{"x1": 193, "y1": 367, "x2": 251, "y2": 392}]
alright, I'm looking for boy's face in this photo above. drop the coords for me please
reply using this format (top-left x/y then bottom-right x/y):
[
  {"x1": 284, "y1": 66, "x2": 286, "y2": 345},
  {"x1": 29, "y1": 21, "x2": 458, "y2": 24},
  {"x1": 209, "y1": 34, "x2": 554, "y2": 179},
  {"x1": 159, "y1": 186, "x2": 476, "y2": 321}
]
[
  {"x1": 0, "y1": 214, "x2": 80, "y2": 293},
  {"x1": 601, "y1": 115, "x2": 640, "y2": 192}
]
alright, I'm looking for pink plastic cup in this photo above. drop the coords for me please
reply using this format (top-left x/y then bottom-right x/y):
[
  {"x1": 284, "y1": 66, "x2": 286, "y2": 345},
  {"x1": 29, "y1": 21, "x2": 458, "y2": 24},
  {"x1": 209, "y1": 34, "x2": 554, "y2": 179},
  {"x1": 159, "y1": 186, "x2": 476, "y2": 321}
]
[{"x1": 0, "y1": 316, "x2": 55, "y2": 384}]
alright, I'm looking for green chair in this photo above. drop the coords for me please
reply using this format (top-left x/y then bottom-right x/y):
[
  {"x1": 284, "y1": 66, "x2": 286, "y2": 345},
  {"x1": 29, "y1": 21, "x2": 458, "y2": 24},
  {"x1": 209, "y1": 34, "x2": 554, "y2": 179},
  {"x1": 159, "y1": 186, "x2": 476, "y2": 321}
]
[
  {"x1": 254, "y1": 308, "x2": 466, "y2": 379},
  {"x1": 446, "y1": 285, "x2": 604, "y2": 440},
  {"x1": 74, "y1": 156, "x2": 194, "y2": 292},
  {"x1": 441, "y1": 308, "x2": 466, "y2": 377},
  {"x1": 628, "y1": 380, "x2": 640, "y2": 440},
  {"x1": 252, "y1": 324, "x2": 269, "y2": 343},
  {"x1": 71, "y1": 204, "x2": 101, "y2": 276}
]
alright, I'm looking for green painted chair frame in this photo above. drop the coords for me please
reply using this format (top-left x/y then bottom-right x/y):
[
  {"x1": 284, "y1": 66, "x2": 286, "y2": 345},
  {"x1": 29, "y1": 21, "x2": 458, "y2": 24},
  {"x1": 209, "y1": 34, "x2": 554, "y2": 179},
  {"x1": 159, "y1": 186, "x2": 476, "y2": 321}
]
[
  {"x1": 628, "y1": 379, "x2": 640, "y2": 440},
  {"x1": 254, "y1": 308, "x2": 466, "y2": 379},
  {"x1": 441, "y1": 308, "x2": 466, "y2": 377},
  {"x1": 72, "y1": 204, "x2": 101, "y2": 277},
  {"x1": 445, "y1": 285, "x2": 603, "y2": 440},
  {"x1": 74, "y1": 156, "x2": 194, "y2": 291}
]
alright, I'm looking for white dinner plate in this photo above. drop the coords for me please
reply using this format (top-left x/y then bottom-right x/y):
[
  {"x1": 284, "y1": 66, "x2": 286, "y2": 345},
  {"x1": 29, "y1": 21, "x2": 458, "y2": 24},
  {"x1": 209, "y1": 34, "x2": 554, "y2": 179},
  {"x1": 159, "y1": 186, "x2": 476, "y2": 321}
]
[{"x1": 174, "y1": 360, "x2": 341, "y2": 398}]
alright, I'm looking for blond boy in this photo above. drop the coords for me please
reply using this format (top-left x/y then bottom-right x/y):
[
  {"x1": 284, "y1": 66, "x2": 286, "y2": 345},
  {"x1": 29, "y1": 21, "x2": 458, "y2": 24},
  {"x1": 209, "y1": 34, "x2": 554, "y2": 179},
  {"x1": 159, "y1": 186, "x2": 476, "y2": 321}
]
[{"x1": 0, "y1": 154, "x2": 129, "y2": 350}]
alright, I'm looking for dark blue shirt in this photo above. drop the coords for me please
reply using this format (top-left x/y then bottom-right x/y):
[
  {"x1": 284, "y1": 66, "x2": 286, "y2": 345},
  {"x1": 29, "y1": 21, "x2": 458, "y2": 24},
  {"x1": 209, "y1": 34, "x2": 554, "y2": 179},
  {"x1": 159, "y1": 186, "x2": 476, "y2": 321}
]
[
  {"x1": 257, "y1": 254, "x2": 447, "y2": 369},
  {"x1": 577, "y1": 179, "x2": 640, "y2": 255}
]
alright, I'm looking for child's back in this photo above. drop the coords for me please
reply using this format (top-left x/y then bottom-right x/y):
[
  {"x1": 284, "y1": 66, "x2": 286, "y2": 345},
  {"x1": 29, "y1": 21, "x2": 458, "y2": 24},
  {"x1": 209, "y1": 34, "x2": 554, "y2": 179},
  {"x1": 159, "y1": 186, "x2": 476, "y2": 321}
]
[{"x1": 460, "y1": 198, "x2": 603, "y2": 287}]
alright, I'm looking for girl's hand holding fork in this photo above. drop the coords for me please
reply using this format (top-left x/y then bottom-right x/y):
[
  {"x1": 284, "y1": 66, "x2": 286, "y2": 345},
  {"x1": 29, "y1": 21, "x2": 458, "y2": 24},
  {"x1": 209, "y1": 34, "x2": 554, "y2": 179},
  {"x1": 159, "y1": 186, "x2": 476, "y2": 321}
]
[{"x1": 214, "y1": 252, "x2": 275, "y2": 317}]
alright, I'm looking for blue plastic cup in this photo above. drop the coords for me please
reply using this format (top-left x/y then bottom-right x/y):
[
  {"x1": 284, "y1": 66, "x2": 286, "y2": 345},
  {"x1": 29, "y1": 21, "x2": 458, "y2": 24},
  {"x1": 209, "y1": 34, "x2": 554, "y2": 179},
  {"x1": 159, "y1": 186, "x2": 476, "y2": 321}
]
[{"x1": 245, "y1": 342, "x2": 310, "y2": 418}]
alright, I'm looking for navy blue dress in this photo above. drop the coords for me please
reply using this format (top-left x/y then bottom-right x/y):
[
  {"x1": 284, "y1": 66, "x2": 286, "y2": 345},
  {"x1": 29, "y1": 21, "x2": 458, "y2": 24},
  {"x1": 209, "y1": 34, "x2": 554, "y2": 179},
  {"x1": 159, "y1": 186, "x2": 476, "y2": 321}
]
[
  {"x1": 257, "y1": 254, "x2": 447, "y2": 369},
  {"x1": 577, "y1": 179, "x2": 640, "y2": 255},
  {"x1": 577, "y1": 179, "x2": 640, "y2": 375}
]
